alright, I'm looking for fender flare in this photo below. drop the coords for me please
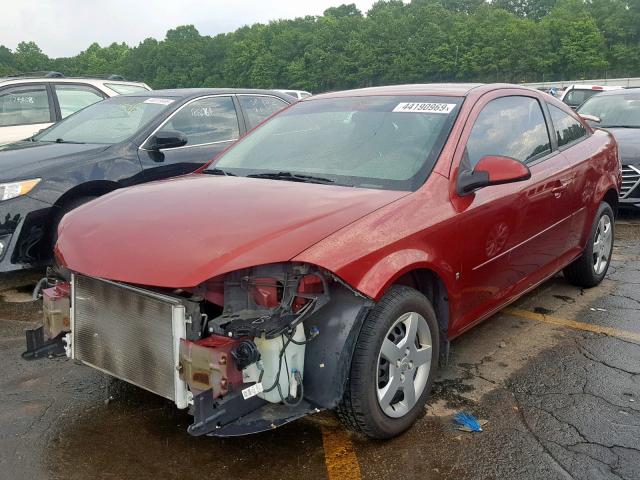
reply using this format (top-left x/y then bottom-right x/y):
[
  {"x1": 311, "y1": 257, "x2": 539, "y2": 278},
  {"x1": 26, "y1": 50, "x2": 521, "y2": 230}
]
[{"x1": 351, "y1": 248, "x2": 457, "y2": 301}]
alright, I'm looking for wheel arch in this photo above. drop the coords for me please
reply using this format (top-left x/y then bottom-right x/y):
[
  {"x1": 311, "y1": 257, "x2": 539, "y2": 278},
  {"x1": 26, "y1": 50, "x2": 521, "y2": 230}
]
[
  {"x1": 53, "y1": 180, "x2": 120, "y2": 211},
  {"x1": 352, "y1": 249, "x2": 454, "y2": 346},
  {"x1": 389, "y1": 268, "x2": 450, "y2": 343},
  {"x1": 45, "y1": 180, "x2": 121, "y2": 246},
  {"x1": 602, "y1": 187, "x2": 619, "y2": 218}
]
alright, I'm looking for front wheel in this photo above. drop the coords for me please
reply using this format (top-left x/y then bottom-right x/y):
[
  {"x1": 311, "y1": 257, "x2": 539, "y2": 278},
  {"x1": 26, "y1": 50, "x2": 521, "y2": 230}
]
[
  {"x1": 336, "y1": 285, "x2": 439, "y2": 439},
  {"x1": 563, "y1": 202, "x2": 615, "y2": 288}
]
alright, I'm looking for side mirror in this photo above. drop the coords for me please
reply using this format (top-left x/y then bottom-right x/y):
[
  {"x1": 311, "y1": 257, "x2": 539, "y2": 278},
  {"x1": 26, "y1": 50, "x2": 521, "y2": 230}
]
[
  {"x1": 578, "y1": 114, "x2": 601, "y2": 124},
  {"x1": 146, "y1": 130, "x2": 188, "y2": 151},
  {"x1": 457, "y1": 155, "x2": 531, "y2": 196}
]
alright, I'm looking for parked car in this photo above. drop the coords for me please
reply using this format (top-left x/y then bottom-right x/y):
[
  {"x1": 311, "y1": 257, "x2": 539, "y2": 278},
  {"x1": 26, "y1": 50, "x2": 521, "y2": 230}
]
[
  {"x1": 577, "y1": 88, "x2": 640, "y2": 209},
  {"x1": 0, "y1": 88, "x2": 293, "y2": 273},
  {"x1": 560, "y1": 84, "x2": 623, "y2": 109},
  {"x1": 27, "y1": 84, "x2": 620, "y2": 440},
  {"x1": 0, "y1": 72, "x2": 151, "y2": 145},
  {"x1": 275, "y1": 89, "x2": 312, "y2": 100}
]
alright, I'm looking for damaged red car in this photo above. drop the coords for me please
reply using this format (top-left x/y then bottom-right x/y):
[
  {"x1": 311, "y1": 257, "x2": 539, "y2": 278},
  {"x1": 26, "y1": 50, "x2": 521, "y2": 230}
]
[{"x1": 25, "y1": 84, "x2": 621, "y2": 439}]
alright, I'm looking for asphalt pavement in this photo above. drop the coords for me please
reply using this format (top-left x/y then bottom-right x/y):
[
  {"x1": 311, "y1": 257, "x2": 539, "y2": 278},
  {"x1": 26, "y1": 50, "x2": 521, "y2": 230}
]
[{"x1": 0, "y1": 212, "x2": 638, "y2": 480}]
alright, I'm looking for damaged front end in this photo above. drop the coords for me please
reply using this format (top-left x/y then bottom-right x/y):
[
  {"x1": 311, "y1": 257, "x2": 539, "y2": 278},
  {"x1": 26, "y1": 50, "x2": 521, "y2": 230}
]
[{"x1": 24, "y1": 263, "x2": 372, "y2": 436}]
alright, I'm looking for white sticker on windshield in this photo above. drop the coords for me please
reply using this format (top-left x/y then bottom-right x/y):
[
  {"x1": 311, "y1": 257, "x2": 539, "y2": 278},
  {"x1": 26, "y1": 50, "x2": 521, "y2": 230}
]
[
  {"x1": 393, "y1": 102, "x2": 456, "y2": 114},
  {"x1": 143, "y1": 98, "x2": 174, "y2": 105}
]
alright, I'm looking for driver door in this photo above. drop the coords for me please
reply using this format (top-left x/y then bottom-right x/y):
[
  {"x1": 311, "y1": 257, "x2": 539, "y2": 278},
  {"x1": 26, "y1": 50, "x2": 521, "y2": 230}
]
[
  {"x1": 137, "y1": 95, "x2": 241, "y2": 181},
  {"x1": 451, "y1": 93, "x2": 573, "y2": 334}
]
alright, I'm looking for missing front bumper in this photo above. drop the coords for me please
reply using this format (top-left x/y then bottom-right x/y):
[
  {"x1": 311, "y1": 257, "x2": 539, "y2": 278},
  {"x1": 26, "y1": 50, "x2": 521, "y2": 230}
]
[{"x1": 70, "y1": 274, "x2": 191, "y2": 409}]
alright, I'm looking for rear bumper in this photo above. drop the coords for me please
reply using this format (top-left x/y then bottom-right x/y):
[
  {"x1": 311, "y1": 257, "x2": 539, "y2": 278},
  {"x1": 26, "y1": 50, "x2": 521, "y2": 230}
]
[{"x1": 0, "y1": 195, "x2": 53, "y2": 273}]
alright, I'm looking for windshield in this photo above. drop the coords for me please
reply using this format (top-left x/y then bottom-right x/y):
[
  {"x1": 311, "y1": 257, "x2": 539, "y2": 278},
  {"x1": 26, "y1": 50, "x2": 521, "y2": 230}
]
[
  {"x1": 578, "y1": 93, "x2": 640, "y2": 128},
  {"x1": 35, "y1": 96, "x2": 175, "y2": 144},
  {"x1": 209, "y1": 95, "x2": 462, "y2": 191}
]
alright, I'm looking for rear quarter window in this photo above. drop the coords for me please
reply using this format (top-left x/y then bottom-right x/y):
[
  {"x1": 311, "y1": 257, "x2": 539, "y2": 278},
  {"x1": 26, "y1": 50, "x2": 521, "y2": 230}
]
[{"x1": 239, "y1": 95, "x2": 289, "y2": 129}]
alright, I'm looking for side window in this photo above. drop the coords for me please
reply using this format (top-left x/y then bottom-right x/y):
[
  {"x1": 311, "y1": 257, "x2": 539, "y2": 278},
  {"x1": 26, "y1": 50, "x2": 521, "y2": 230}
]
[
  {"x1": 549, "y1": 104, "x2": 588, "y2": 148},
  {"x1": 563, "y1": 89, "x2": 597, "y2": 109},
  {"x1": 54, "y1": 84, "x2": 106, "y2": 118},
  {"x1": 466, "y1": 96, "x2": 551, "y2": 168},
  {"x1": 162, "y1": 96, "x2": 239, "y2": 147},
  {"x1": 0, "y1": 84, "x2": 52, "y2": 127},
  {"x1": 239, "y1": 95, "x2": 289, "y2": 129}
]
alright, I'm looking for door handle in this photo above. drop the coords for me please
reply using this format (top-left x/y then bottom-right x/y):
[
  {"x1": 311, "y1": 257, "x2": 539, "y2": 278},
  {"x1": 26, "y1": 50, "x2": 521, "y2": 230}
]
[{"x1": 552, "y1": 183, "x2": 568, "y2": 198}]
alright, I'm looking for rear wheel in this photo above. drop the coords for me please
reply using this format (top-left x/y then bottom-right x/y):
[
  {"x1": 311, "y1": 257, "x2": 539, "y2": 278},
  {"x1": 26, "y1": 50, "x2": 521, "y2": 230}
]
[
  {"x1": 563, "y1": 202, "x2": 614, "y2": 288},
  {"x1": 336, "y1": 285, "x2": 439, "y2": 439}
]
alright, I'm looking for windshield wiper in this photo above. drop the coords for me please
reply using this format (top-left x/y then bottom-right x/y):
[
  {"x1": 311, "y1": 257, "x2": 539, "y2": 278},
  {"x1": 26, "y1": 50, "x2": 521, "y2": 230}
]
[
  {"x1": 598, "y1": 125, "x2": 639, "y2": 129},
  {"x1": 204, "y1": 168, "x2": 237, "y2": 176},
  {"x1": 247, "y1": 171, "x2": 335, "y2": 184},
  {"x1": 54, "y1": 138, "x2": 85, "y2": 144}
]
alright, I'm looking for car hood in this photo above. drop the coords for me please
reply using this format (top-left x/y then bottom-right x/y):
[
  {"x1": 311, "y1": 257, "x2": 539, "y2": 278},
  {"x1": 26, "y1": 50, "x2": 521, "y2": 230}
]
[
  {"x1": 602, "y1": 128, "x2": 640, "y2": 165},
  {"x1": 0, "y1": 141, "x2": 111, "y2": 181},
  {"x1": 56, "y1": 174, "x2": 408, "y2": 288}
]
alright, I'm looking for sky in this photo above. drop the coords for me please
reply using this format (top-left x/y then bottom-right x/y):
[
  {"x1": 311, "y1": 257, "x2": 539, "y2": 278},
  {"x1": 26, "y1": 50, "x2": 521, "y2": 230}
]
[{"x1": 1, "y1": 0, "x2": 379, "y2": 58}]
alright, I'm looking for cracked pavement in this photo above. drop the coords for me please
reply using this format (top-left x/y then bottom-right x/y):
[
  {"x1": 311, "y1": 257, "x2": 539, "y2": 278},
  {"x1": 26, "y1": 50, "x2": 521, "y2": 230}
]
[{"x1": 0, "y1": 212, "x2": 638, "y2": 480}]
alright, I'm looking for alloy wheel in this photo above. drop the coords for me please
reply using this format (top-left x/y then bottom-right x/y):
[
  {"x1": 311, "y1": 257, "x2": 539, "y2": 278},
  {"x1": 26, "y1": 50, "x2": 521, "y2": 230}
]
[
  {"x1": 593, "y1": 214, "x2": 613, "y2": 275},
  {"x1": 376, "y1": 312, "x2": 432, "y2": 418}
]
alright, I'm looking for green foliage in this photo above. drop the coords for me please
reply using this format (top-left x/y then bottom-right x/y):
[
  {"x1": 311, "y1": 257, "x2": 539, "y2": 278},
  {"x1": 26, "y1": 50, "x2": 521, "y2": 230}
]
[{"x1": 1, "y1": 0, "x2": 638, "y2": 89}]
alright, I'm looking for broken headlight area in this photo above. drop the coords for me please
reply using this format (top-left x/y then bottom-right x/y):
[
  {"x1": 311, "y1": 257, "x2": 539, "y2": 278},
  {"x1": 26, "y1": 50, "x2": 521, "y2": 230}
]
[
  {"x1": 24, "y1": 262, "x2": 373, "y2": 436},
  {"x1": 23, "y1": 276, "x2": 71, "y2": 360},
  {"x1": 180, "y1": 263, "x2": 330, "y2": 435}
]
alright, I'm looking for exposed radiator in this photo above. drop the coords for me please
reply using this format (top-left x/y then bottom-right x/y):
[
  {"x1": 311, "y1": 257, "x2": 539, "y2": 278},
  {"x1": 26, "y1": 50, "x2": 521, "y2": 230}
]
[{"x1": 71, "y1": 274, "x2": 189, "y2": 408}]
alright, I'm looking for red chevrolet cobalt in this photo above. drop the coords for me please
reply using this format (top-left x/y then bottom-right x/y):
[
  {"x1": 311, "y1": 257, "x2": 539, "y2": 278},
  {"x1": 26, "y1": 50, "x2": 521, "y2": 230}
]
[{"x1": 30, "y1": 84, "x2": 621, "y2": 439}]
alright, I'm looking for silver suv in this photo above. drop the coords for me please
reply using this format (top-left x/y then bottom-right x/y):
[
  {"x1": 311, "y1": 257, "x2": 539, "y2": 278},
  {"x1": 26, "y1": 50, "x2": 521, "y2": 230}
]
[{"x1": 0, "y1": 72, "x2": 150, "y2": 145}]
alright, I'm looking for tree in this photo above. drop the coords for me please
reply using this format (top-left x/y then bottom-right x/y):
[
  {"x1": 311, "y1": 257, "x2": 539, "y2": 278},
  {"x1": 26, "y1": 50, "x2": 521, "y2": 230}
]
[
  {"x1": 0, "y1": 45, "x2": 17, "y2": 75},
  {"x1": 1, "y1": 0, "x2": 639, "y2": 89},
  {"x1": 13, "y1": 41, "x2": 49, "y2": 72}
]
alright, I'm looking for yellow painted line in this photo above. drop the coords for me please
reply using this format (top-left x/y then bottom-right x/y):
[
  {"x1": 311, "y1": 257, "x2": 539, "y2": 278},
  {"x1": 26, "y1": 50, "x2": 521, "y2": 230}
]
[
  {"x1": 504, "y1": 308, "x2": 640, "y2": 343},
  {"x1": 321, "y1": 426, "x2": 362, "y2": 480}
]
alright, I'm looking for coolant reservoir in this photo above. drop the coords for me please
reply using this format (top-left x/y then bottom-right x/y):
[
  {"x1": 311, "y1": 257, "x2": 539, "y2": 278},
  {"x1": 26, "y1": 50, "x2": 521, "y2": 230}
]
[
  {"x1": 253, "y1": 324, "x2": 305, "y2": 403},
  {"x1": 43, "y1": 283, "x2": 71, "y2": 339}
]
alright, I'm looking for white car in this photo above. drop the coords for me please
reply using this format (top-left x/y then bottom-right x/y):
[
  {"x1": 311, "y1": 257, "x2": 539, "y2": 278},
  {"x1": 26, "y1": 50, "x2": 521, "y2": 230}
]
[
  {"x1": 0, "y1": 73, "x2": 151, "y2": 145},
  {"x1": 275, "y1": 89, "x2": 312, "y2": 100},
  {"x1": 560, "y1": 84, "x2": 623, "y2": 109}
]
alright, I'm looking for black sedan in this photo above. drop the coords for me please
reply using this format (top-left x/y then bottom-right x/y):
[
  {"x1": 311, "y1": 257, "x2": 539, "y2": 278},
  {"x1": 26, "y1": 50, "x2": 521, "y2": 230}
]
[
  {"x1": 577, "y1": 88, "x2": 640, "y2": 209},
  {"x1": 0, "y1": 88, "x2": 294, "y2": 274}
]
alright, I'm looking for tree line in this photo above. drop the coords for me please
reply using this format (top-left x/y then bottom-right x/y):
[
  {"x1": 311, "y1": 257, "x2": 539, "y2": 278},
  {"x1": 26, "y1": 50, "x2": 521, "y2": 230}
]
[{"x1": 1, "y1": 0, "x2": 639, "y2": 92}]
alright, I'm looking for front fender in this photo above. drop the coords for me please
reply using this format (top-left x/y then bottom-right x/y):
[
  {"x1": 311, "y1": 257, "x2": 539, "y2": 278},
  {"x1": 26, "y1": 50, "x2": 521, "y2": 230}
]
[{"x1": 350, "y1": 249, "x2": 457, "y2": 301}]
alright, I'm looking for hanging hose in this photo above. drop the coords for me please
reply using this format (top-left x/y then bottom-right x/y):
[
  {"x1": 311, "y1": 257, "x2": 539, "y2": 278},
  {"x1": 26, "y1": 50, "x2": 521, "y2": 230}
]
[{"x1": 32, "y1": 277, "x2": 49, "y2": 300}]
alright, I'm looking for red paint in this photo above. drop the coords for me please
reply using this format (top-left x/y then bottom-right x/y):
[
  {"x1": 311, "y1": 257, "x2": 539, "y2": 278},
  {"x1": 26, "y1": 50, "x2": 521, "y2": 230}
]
[
  {"x1": 55, "y1": 175, "x2": 407, "y2": 287},
  {"x1": 250, "y1": 277, "x2": 281, "y2": 308},
  {"x1": 475, "y1": 155, "x2": 531, "y2": 184},
  {"x1": 57, "y1": 84, "x2": 620, "y2": 341}
]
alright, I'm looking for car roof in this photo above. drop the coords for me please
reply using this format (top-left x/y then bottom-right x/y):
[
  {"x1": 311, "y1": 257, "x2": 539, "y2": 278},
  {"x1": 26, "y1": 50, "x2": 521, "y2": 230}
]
[
  {"x1": 566, "y1": 84, "x2": 623, "y2": 90},
  {"x1": 0, "y1": 76, "x2": 146, "y2": 86},
  {"x1": 127, "y1": 88, "x2": 295, "y2": 101},
  {"x1": 309, "y1": 84, "x2": 483, "y2": 100},
  {"x1": 305, "y1": 83, "x2": 547, "y2": 101},
  {"x1": 584, "y1": 87, "x2": 640, "y2": 98}
]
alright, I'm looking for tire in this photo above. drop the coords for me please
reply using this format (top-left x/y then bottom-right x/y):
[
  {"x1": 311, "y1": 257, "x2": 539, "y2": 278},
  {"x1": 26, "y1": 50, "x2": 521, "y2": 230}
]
[
  {"x1": 50, "y1": 196, "x2": 98, "y2": 277},
  {"x1": 563, "y1": 202, "x2": 615, "y2": 288},
  {"x1": 336, "y1": 285, "x2": 440, "y2": 439}
]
